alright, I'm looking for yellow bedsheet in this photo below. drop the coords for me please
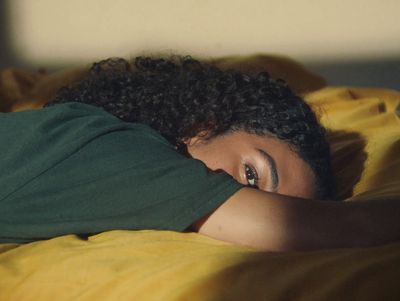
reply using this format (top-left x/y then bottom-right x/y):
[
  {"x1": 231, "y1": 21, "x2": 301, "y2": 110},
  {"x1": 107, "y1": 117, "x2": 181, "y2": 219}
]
[
  {"x1": 1, "y1": 58, "x2": 400, "y2": 300},
  {"x1": 1, "y1": 230, "x2": 400, "y2": 301}
]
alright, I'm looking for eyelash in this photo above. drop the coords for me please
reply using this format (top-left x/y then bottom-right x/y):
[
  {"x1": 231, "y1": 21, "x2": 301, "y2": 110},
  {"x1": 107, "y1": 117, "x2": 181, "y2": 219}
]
[{"x1": 244, "y1": 164, "x2": 259, "y2": 188}]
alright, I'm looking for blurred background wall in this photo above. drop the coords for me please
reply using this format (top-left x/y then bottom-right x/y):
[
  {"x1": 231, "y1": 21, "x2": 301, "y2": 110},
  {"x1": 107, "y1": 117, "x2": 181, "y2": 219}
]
[{"x1": 1, "y1": 0, "x2": 399, "y2": 89}]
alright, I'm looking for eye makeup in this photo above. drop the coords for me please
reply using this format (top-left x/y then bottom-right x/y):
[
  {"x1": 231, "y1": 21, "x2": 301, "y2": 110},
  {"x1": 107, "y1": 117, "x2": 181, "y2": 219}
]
[{"x1": 256, "y1": 148, "x2": 279, "y2": 192}]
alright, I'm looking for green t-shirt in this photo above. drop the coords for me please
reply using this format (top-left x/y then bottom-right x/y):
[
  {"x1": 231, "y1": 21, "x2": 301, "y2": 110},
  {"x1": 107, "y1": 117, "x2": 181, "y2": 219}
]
[{"x1": 0, "y1": 103, "x2": 242, "y2": 243}]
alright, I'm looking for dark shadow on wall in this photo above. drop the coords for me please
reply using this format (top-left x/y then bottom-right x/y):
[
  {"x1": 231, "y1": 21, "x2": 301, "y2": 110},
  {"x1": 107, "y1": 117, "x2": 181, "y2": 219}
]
[
  {"x1": 306, "y1": 59, "x2": 400, "y2": 91},
  {"x1": 0, "y1": 1, "x2": 21, "y2": 69}
]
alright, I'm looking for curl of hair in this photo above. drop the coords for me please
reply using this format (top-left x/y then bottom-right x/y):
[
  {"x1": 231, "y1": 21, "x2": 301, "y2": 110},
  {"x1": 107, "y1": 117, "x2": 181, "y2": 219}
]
[{"x1": 45, "y1": 56, "x2": 336, "y2": 199}]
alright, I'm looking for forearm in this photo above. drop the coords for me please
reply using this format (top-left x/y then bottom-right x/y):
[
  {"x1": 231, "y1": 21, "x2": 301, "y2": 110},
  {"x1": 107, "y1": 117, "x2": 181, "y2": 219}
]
[
  {"x1": 194, "y1": 188, "x2": 400, "y2": 252},
  {"x1": 341, "y1": 199, "x2": 400, "y2": 248},
  {"x1": 257, "y1": 195, "x2": 400, "y2": 251}
]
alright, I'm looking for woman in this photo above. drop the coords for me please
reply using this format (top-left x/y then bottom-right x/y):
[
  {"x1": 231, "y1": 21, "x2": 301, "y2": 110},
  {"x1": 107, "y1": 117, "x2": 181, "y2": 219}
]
[{"x1": 0, "y1": 56, "x2": 398, "y2": 251}]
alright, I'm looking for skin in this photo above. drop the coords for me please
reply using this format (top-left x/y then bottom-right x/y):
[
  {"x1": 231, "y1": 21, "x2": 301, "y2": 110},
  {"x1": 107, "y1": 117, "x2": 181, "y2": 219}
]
[
  {"x1": 184, "y1": 131, "x2": 400, "y2": 251},
  {"x1": 185, "y1": 130, "x2": 316, "y2": 199}
]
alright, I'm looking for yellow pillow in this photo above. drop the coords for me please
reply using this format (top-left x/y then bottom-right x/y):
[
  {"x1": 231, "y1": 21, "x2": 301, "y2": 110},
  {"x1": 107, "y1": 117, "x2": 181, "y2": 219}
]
[{"x1": 306, "y1": 87, "x2": 400, "y2": 200}]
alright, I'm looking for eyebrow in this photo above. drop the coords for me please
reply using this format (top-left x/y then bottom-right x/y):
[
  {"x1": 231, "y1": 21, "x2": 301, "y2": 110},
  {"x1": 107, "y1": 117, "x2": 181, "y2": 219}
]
[{"x1": 256, "y1": 148, "x2": 279, "y2": 192}]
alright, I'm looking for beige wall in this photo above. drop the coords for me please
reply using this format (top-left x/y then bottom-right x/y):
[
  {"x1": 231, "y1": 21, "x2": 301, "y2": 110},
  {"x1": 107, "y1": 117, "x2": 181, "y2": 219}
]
[{"x1": 7, "y1": 0, "x2": 400, "y2": 66}]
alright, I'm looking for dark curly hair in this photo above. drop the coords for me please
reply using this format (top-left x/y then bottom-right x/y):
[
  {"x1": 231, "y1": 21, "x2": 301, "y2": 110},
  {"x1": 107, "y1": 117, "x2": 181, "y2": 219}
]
[{"x1": 44, "y1": 56, "x2": 336, "y2": 199}]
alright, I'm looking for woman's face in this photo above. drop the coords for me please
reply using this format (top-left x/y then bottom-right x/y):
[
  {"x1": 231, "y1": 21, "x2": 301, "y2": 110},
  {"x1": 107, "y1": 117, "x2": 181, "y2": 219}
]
[{"x1": 185, "y1": 131, "x2": 316, "y2": 199}]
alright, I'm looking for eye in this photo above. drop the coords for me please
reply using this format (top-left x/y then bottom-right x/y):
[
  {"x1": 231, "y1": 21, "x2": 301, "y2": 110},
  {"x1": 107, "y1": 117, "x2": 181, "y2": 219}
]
[{"x1": 244, "y1": 164, "x2": 259, "y2": 188}]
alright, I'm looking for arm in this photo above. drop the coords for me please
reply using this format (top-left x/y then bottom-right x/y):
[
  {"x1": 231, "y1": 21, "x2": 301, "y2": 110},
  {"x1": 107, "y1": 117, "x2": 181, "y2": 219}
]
[{"x1": 190, "y1": 188, "x2": 400, "y2": 251}]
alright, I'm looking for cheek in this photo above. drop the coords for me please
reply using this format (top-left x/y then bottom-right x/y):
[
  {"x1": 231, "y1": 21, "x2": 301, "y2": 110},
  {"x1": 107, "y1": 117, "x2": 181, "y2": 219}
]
[
  {"x1": 205, "y1": 154, "x2": 234, "y2": 174},
  {"x1": 188, "y1": 146, "x2": 225, "y2": 171},
  {"x1": 213, "y1": 157, "x2": 243, "y2": 183},
  {"x1": 186, "y1": 140, "x2": 239, "y2": 177},
  {"x1": 197, "y1": 151, "x2": 237, "y2": 176}
]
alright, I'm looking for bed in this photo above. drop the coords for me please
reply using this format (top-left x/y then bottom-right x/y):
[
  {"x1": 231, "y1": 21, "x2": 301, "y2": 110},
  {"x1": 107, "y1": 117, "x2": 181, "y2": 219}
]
[{"x1": 1, "y1": 55, "x2": 399, "y2": 301}]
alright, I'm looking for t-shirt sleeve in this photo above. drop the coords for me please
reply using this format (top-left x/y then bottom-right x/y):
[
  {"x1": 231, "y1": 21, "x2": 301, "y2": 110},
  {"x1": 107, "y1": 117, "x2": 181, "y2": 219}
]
[{"x1": 0, "y1": 103, "x2": 243, "y2": 243}]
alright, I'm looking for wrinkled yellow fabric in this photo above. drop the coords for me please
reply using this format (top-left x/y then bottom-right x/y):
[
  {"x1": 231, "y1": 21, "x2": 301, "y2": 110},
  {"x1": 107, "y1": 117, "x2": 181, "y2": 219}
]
[
  {"x1": 305, "y1": 87, "x2": 400, "y2": 199},
  {"x1": 1, "y1": 87, "x2": 400, "y2": 301}
]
